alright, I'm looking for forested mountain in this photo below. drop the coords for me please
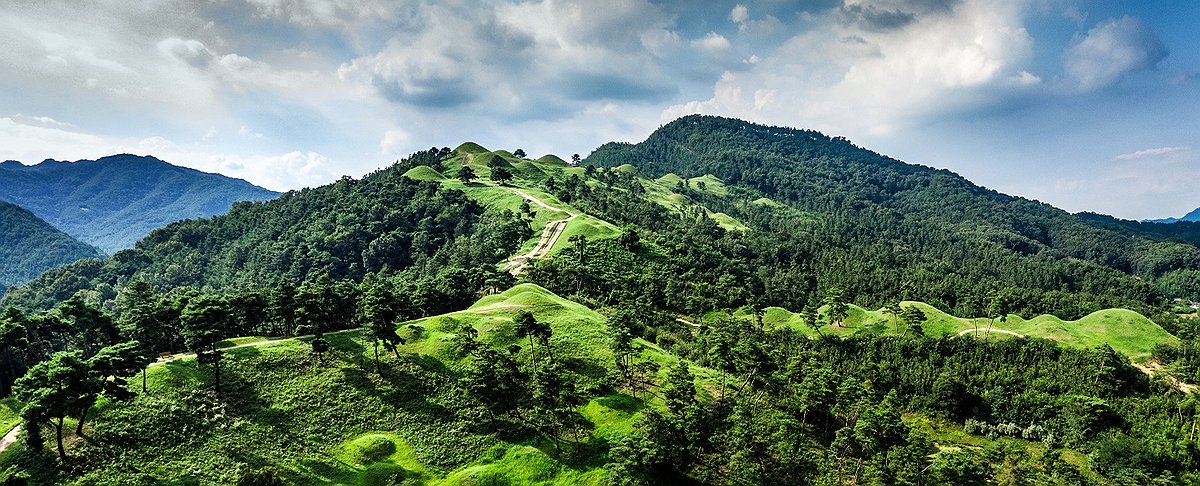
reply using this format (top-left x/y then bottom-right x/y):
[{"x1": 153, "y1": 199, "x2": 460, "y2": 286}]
[
  {"x1": 580, "y1": 115, "x2": 1200, "y2": 317},
  {"x1": 0, "y1": 201, "x2": 101, "y2": 296},
  {"x1": 4, "y1": 119, "x2": 1200, "y2": 484},
  {"x1": 0, "y1": 155, "x2": 279, "y2": 254},
  {"x1": 0, "y1": 149, "x2": 526, "y2": 312}
]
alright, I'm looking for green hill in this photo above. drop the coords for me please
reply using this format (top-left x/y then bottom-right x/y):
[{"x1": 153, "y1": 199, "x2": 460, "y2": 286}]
[
  {"x1": 584, "y1": 115, "x2": 1200, "y2": 318},
  {"x1": 0, "y1": 284, "x2": 633, "y2": 485},
  {"x1": 401, "y1": 165, "x2": 447, "y2": 181},
  {"x1": 0, "y1": 155, "x2": 278, "y2": 254},
  {"x1": 759, "y1": 302, "x2": 1176, "y2": 359},
  {"x1": 0, "y1": 201, "x2": 101, "y2": 295}
]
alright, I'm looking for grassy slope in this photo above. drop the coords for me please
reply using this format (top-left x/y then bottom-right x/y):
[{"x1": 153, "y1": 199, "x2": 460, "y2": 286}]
[
  {"x1": 432, "y1": 146, "x2": 620, "y2": 259},
  {"x1": 0, "y1": 284, "x2": 1113, "y2": 483},
  {"x1": 757, "y1": 302, "x2": 1176, "y2": 360},
  {"x1": 0, "y1": 285, "x2": 645, "y2": 485}
]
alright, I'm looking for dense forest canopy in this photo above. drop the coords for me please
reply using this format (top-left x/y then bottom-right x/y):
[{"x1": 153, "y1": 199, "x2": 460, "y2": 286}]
[
  {"x1": 0, "y1": 201, "x2": 101, "y2": 297},
  {"x1": 581, "y1": 115, "x2": 1200, "y2": 316}
]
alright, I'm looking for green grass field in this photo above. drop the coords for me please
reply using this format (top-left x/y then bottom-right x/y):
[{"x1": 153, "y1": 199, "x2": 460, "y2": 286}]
[
  {"x1": 0, "y1": 284, "x2": 645, "y2": 484},
  {"x1": 756, "y1": 301, "x2": 1176, "y2": 360}
]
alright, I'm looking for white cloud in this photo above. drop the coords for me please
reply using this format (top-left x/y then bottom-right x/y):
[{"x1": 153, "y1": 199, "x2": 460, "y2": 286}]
[
  {"x1": 379, "y1": 128, "x2": 410, "y2": 156},
  {"x1": 1063, "y1": 16, "x2": 1167, "y2": 91},
  {"x1": 691, "y1": 32, "x2": 732, "y2": 52},
  {"x1": 667, "y1": 0, "x2": 1037, "y2": 135},
  {"x1": 1116, "y1": 146, "x2": 1188, "y2": 160}
]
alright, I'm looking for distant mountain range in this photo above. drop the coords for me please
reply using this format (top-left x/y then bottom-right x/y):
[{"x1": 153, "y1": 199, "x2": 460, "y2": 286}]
[
  {"x1": 0, "y1": 200, "x2": 102, "y2": 296},
  {"x1": 0, "y1": 154, "x2": 279, "y2": 254},
  {"x1": 1145, "y1": 207, "x2": 1200, "y2": 224}
]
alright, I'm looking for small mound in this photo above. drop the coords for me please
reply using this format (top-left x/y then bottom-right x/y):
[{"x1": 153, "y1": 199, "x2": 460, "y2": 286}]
[
  {"x1": 343, "y1": 433, "x2": 398, "y2": 465},
  {"x1": 536, "y1": 154, "x2": 568, "y2": 166},
  {"x1": 454, "y1": 142, "x2": 489, "y2": 154},
  {"x1": 614, "y1": 164, "x2": 638, "y2": 175},
  {"x1": 657, "y1": 173, "x2": 684, "y2": 187},
  {"x1": 402, "y1": 165, "x2": 447, "y2": 181},
  {"x1": 751, "y1": 197, "x2": 784, "y2": 207}
]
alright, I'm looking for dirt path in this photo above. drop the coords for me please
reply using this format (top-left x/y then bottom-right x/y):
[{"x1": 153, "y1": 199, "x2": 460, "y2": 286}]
[
  {"x1": 152, "y1": 327, "x2": 363, "y2": 366},
  {"x1": 1134, "y1": 361, "x2": 1197, "y2": 394},
  {"x1": 954, "y1": 328, "x2": 1025, "y2": 338},
  {"x1": 0, "y1": 425, "x2": 20, "y2": 454},
  {"x1": 504, "y1": 189, "x2": 577, "y2": 275}
]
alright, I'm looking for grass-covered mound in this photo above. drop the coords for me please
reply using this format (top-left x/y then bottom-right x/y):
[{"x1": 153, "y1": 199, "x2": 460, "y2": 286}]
[
  {"x1": 402, "y1": 165, "x2": 447, "y2": 181},
  {"x1": 0, "y1": 284, "x2": 633, "y2": 485},
  {"x1": 758, "y1": 301, "x2": 1176, "y2": 359}
]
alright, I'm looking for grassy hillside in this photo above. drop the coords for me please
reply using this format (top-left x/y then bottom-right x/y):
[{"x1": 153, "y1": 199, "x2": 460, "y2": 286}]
[
  {"x1": 0, "y1": 201, "x2": 101, "y2": 294},
  {"x1": 0, "y1": 155, "x2": 278, "y2": 253},
  {"x1": 756, "y1": 302, "x2": 1176, "y2": 359},
  {"x1": 585, "y1": 115, "x2": 1200, "y2": 316},
  {"x1": 0, "y1": 284, "x2": 638, "y2": 484}
]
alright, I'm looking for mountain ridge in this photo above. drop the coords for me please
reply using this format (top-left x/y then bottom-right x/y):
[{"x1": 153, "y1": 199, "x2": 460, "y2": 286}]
[
  {"x1": 0, "y1": 154, "x2": 279, "y2": 253},
  {"x1": 0, "y1": 200, "x2": 102, "y2": 296}
]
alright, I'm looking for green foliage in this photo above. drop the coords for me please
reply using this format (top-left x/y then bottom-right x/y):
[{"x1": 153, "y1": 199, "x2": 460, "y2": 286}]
[
  {"x1": 0, "y1": 154, "x2": 278, "y2": 253},
  {"x1": 3, "y1": 149, "x2": 524, "y2": 312},
  {"x1": 0, "y1": 201, "x2": 101, "y2": 296},
  {"x1": 584, "y1": 115, "x2": 1197, "y2": 317}
]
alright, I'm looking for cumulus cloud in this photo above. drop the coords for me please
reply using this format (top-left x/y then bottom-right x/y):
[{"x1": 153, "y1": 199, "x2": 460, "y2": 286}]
[
  {"x1": 667, "y1": 0, "x2": 1036, "y2": 135},
  {"x1": 1063, "y1": 16, "x2": 1167, "y2": 91},
  {"x1": 338, "y1": 0, "x2": 680, "y2": 118}
]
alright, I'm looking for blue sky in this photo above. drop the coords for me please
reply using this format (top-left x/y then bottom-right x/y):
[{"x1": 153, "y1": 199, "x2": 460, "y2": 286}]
[{"x1": 0, "y1": 0, "x2": 1197, "y2": 219}]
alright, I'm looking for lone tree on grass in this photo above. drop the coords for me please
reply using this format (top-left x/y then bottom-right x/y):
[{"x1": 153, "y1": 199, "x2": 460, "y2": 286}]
[
  {"x1": 457, "y1": 164, "x2": 476, "y2": 184},
  {"x1": 515, "y1": 311, "x2": 552, "y2": 375},
  {"x1": 825, "y1": 287, "x2": 849, "y2": 328},
  {"x1": 181, "y1": 295, "x2": 230, "y2": 394},
  {"x1": 15, "y1": 351, "x2": 94, "y2": 460},
  {"x1": 490, "y1": 166, "x2": 514, "y2": 186}
]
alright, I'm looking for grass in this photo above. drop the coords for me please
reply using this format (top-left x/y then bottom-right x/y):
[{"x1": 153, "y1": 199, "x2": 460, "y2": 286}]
[
  {"x1": 402, "y1": 165, "x2": 447, "y2": 181},
  {"x1": 0, "y1": 398, "x2": 21, "y2": 437},
  {"x1": 756, "y1": 301, "x2": 1176, "y2": 359},
  {"x1": 0, "y1": 284, "x2": 624, "y2": 484},
  {"x1": 214, "y1": 336, "x2": 271, "y2": 348}
]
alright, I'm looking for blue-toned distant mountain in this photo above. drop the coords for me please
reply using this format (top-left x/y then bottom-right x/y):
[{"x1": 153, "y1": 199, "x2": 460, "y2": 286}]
[
  {"x1": 1146, "y1": 208, "x2": 1200, "y2": 224},
  {"x1": 0, "y1": 200, "x2": 102, "y2": 296},
  {"x1": 0, "y1": 155, "x2": 279, "y2": 254}
]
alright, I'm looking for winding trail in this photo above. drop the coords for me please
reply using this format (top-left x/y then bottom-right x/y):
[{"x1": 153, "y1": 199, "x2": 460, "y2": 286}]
[
  {"x1": 954, "y1": 328, "x2": 1025, "y2": 338},
  {"x1": 504, "y1": 189, "x2": 577, "y2": 275}
]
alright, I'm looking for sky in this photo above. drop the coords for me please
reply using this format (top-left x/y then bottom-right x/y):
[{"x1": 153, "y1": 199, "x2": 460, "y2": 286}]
[{"x1": 1, "y1": 0, "x2": 1197, "y2": 220}]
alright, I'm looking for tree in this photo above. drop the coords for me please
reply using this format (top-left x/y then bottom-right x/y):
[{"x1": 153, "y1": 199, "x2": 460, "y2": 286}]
[
  {"x1": 900, "y1": 305, "x2": 926, "y2": 337},
  {"x1": 58, "y1": 291, "x2": 119, "y2": 356},
  {"x1": 0, "y1": 307, "x2": 30, "y2": 397},
  {"x1": 490, "y1": 166, "x2": 514, "y2": 185},
  {"x1": 116, "y1": 281, "x2": 163, "y2": 392},
  {"x1": 360, "y1": 275, "x2": 403, "y2": 372},
  {"x1": 81, "y1": 340, "x2": 150, "y2": 433},
  {"x1": 14, "y1": 350, "x2": 94, "y2": 460},
  {"x1": 181, "y1": 295, "x2": 230, "y2": 394},
  {"x1": 608, "y1": 307, "x2": 637, "y2": 390},
  {"x1": 986, "y1": 290, "x2": 1011, "y2": 340},
  {"x1": 514, "y1": 311, "x2": 551, "y2": 376},
  {"x1": 571, "y1": 153, "x2": 581, "y2": 165},
  {"x1": 883, "y1": 302, "x2": 902, "y2": 334},
  {"x1": 825, "y1": 287, "x2": 849, "y2": 328},
  {"x1": 662, "y1": 360, "x2": 697, "y2": 416},
  {"x1": 457, "y1": 164, "x2": 476, "y2": 184},
  {"x1": 801, "y1": 304, "x2": 823, "y2": 338},
  {"x1": 513, "y1": 149, "x2": 526, "y2": 158}
]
